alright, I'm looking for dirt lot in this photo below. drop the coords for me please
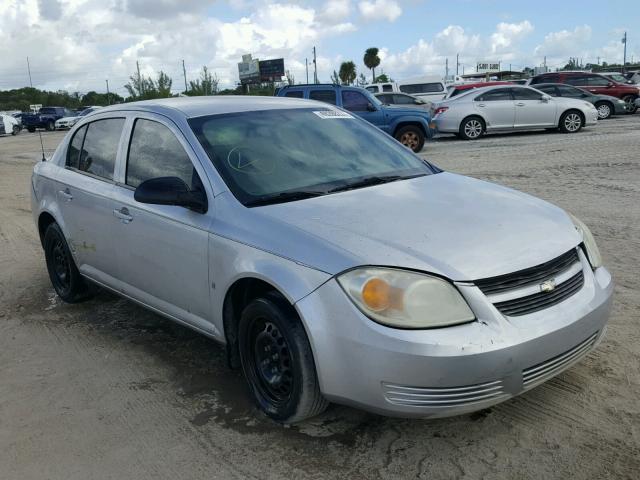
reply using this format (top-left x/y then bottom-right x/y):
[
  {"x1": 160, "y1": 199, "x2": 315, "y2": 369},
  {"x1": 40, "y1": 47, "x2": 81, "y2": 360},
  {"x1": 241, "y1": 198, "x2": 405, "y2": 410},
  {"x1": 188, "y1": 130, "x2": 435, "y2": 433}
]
[{"x1": 1, "y1": 118, "x2": 639, "y2": 480}]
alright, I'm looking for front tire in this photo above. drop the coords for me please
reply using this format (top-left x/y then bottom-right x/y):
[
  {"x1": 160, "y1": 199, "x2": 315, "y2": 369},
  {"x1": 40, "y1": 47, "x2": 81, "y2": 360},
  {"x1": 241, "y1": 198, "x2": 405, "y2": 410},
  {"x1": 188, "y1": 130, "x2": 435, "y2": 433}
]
[
  {"x1": 11, "y1": 125, "x2": 19, "y2": 135},
  {"x1": 43, "y1": 223, "x2": 93, "y2": 303},
  {"x1": 558, "y1": 110, "x2": 583, "y2": 133},
  {"x1": 622, "y1": 95, "x2": 638, "y2": 114},
  {"x1": 238, "y1": 295, "x2": 328, "y2": 423},
  {"x1": 394, "y1": 125, "x2": 425, "y2": 152},
  {"x1": 45, "y1": 120, "x2": 55, "y2": 131},
  {"x1": 459, "y1": 116, "x2": 484, "y2": 140},
  {"x1": 27, "y1": 126, "x2": 36, "y2": 133},
  {"x1": 595, "y1": 101, "x2": 613, "y2": 119}
]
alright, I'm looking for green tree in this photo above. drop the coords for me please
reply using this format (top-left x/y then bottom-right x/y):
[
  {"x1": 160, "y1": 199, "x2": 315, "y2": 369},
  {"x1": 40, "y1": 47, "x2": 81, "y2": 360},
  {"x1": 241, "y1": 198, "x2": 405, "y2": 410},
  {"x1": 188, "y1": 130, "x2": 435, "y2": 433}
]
[
  {"x1": 82, "y1": 90, "x2": 124, "y2": 106},
  {"x1": 156, "y1": 71, "x2": 173, "y2": 97},
  {"x1": 375, "y1": 73, "x2": 392, "y2": 83},
  {"x1": 330, "y1": 70, "x2": 340, "y2": 84},
  {"x1": 187, "y1": 66, "x2": 219, "y2": 96},
  {"x1": 363, "y1": 47, "x2": 381, "y2": 83},
  {"x1": 338, "y1": 61, "x2": 357, "y2": 85}
]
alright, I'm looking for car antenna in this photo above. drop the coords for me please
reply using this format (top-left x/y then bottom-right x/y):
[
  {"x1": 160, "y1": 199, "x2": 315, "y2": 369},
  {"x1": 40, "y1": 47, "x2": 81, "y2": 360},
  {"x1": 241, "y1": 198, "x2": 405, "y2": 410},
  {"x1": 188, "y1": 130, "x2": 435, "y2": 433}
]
[
  {"x1": 38, "y1": 130, "x2": 46, "y2": 162},
  {"x1": 26, "y1": 57, "x2": 46, "y2": 162}
]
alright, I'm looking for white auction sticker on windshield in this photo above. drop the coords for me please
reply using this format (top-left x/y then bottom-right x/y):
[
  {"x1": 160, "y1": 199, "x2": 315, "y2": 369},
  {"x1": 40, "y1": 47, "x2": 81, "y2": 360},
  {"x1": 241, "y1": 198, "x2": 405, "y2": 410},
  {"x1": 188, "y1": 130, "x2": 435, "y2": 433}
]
[{"x1": 313, "y1": 110, "x2": 353, "y2": 119}]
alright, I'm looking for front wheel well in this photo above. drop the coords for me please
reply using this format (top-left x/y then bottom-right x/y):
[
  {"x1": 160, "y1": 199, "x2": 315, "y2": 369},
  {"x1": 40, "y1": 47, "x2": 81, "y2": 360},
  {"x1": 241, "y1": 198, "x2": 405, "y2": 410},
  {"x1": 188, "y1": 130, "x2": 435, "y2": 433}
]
[
  {"x1": 393, "y1": 121, "x2": 426, "y2": 137},
  {"x1": 38, "y1": 212, "x2": 57, "y2": 247},
  {"x1": 560, "y1": 109, "x2": 585, "y2": 122},
  {"x1": 223, "y1": 278, "x2": 290, "y2": 369}
]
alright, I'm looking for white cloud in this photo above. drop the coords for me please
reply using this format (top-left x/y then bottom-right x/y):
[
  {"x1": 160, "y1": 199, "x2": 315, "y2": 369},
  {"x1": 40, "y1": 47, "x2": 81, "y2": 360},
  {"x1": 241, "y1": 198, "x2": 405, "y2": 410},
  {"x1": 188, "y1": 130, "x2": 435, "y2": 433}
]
[
  {"x1": 490, "y1": 20, "x2": 534, "y2": 54},
  {"x1": 358, "y1": 0, "x2": 401, "y2": 22},
  {"x1": 317, "y1": 0, "x2": 351, "y2": 24},
  {"x1": 534, "y1": 25, "x2": 592, "y2": 58}
]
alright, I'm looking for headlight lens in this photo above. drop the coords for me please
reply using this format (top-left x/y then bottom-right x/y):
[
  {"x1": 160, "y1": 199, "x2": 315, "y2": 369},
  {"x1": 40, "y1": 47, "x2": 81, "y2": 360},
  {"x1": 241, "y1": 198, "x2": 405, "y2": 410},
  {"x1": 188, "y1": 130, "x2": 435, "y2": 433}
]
[
  {"x1": 569, "y1": 213, "x2": 602, "y2": 269},
  {"x1": 337, "y1": 267, "x2": 475, "y2": 329}
]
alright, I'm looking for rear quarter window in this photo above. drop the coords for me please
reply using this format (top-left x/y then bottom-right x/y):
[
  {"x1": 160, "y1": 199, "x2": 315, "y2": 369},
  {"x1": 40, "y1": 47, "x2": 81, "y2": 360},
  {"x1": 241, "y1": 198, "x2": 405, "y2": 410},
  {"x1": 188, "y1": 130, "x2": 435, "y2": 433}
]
[
  {"x1": 399, "y1": 83, "x2": 444, "y2": 94},
  {"x1": 284, "y1": 91, "x2": 304, "y2": 98}
]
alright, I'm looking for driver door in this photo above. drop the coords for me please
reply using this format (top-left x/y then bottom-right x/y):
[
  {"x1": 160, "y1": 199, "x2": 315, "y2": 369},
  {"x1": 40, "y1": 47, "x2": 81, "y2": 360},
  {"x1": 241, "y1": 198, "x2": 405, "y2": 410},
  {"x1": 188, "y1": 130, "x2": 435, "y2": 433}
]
[
  {"x1": 512, "y1": 87, "x2": 557, "y2": 128},
  {"x1": 110, "y1": 114, "x2": 214, "y2": 333}
]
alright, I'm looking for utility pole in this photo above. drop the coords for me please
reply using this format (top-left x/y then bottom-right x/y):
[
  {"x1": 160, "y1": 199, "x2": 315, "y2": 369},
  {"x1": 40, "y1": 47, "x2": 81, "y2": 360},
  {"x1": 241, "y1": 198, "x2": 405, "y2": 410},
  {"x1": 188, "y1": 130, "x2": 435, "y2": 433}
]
[
  {"x1": 106, "y1": 79, "x2": 110, "y2": 105},
  {"x1": 305, "y1": 58, "x2": 309, "y2": 83},
  {"x1": 456, "y1": 53, "x2": 459, "y2": 76},
  {"x1": 136, "y1": 60, "x2": 144, "y2": 96},
  {"x1": 597, "y1": 56, "x2": 600, "y2": 65},
  {"x1": 312, "y1": 47, "x2": 318, "y2": 84},
  {"x1": 445, "y1": 58, "x2": 449, "y2": 78},
  {"x1": 26, "y1": 56, "x2": 33, "y2": 87},
  {"x1": 182, "y1": 59, "x2": 188, "y2": 93},
  {"x1": 623, "y1": 33, "x2": 628, "y2": 68}
]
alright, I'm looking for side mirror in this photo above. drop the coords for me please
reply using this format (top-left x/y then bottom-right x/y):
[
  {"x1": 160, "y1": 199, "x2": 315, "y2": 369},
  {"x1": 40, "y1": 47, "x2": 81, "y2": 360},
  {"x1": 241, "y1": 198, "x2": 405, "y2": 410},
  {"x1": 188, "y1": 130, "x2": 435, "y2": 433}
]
[
  {"x1": 607, "y1": 82, "x2": 614, "y2": 87},
  {"x1": 541, "y1": 95, "x2": 551, "y2": 102},
  {"x1": 366, "y1": 103, "x2": 377, "y2": 112},
  {"x1": 134, "y1": 176, "x2": 207, "y2": 213}
]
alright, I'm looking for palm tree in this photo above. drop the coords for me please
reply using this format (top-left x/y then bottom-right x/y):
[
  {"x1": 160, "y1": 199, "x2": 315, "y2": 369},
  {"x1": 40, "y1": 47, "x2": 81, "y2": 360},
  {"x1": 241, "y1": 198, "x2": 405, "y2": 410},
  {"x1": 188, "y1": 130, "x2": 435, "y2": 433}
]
[
  {"x1": 338, "y1": 61, "x2": 357, "y2": 85},
  {"x1": 363, "y1": 48, "x2": 381, "y2": 83}
]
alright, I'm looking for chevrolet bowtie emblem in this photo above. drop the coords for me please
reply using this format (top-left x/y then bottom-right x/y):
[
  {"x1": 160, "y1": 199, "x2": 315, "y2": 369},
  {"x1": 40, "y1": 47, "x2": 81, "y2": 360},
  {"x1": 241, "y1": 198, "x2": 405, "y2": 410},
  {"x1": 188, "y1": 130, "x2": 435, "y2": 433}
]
[{"x1": 540, "y1": 279, "x2": 556, "y2": 293}]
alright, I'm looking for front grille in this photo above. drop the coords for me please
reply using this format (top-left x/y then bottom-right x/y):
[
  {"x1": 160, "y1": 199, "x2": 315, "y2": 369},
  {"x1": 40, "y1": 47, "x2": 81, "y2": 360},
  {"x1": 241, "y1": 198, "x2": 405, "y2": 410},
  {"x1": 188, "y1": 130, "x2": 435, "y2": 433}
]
[
  {"x1": 522, "y1": 332, "x2": 598, "y2": 390},
  {"x1": 475, "y1": 249, "x2": 579, "y2": 295},
  {"x1": 493, "y1": 271, "x2": 584, "y2": 316},
  {"x1": 382, "y1": 380, "x2": 508, "y2": 408},
  {"x1": 475, "y1": 248, "x2": 584, "y2": 316}
]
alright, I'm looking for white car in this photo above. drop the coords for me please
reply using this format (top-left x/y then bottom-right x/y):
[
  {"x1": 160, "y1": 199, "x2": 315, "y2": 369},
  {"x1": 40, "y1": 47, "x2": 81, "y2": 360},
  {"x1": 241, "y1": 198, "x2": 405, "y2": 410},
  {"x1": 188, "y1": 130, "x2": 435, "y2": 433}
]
[
  {"x1": 55, "y1": 106, "x2": 102, "y2": 129},
  {"x1": 1, "y1": 114, "x2": 20, "y2": 136},
  {"x1": 432, "y1": 85, "x2": 598, "y2": 140}
]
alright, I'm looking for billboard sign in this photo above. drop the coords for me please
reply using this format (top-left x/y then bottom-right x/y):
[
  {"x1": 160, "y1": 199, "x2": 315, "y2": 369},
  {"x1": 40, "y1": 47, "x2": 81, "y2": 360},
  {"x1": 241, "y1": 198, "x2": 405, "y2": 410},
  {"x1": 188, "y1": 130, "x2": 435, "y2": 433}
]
[
  {"x1": 259, "y1": 58, "x2": 285, "y2": 81},
  {"x1": 476, "y1": 61, "x2": 500, "y2": 74},
  {"x1": 238, "y1": 54, "x2": 260, "y2": 84}
]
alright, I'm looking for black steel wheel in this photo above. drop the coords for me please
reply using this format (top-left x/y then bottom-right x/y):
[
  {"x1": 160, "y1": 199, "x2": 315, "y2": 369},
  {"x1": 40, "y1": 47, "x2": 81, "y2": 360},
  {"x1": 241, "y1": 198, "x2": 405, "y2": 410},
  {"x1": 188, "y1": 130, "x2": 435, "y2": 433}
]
[
  {"x1": 238, "y1": 294, "x2": 328, "y2": 423},
  {"x1": 43, "y1": 222, "x2": 93, "y2": 303}
]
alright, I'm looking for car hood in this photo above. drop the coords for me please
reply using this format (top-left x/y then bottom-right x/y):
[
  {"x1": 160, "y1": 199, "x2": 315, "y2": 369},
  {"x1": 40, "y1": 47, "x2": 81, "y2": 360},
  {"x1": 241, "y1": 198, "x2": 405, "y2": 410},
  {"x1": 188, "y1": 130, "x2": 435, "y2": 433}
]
[
  {"x1": 226, "y1": 173, "x2": 582, "y2": 281},
  {"x1": 594, "y1": 94, "x2": 625, "y2": 103}
]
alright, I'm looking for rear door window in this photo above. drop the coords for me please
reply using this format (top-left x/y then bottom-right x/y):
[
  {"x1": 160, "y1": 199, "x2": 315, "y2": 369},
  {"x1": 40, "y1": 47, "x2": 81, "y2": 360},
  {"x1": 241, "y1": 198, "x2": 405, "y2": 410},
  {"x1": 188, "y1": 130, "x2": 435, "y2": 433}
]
[
  {"x1": 341, "y1": 91, "x2": 370, "y2": 111},
  {"x1": 284, "y1": 90, "x2": 304, "y2": 98},
  {"x1": 66, "y1": 125, "x2": 87, "y2": 169},
  {"x1": 564, "y1": 75, "x2": 589, "y2": 86},
  {"x1": 475, "y1": 88, "x2": 513, "y2": 101},
  {"x1": 587, "y1": 75, "x2": 610, "y2": 86},
  {"x1": 75, "y1": 118, "x2": 125, "y2": 180},
  {"x1": 309, "y1": 90, "x2": 337, "y2": 105}
]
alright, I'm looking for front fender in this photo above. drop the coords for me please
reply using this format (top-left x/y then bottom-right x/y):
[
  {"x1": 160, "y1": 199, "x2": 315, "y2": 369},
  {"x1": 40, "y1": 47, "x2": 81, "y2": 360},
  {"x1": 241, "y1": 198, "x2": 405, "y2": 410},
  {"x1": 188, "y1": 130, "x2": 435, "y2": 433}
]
[
  {"x1": 209, "y1": 233, "x2": 332, "y2": 333},
  {"x1": 389, "y1": 115, "x2": 433, "y2": 138}
]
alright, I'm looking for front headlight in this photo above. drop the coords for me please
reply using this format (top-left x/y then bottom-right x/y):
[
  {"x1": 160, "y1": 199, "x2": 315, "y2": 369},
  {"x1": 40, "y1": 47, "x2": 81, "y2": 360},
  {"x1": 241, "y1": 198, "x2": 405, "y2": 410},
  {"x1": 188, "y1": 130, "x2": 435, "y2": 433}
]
[
  {"x1": 337, "y1": 267, "x2": 475, "y2": 329},
  {"x1": 569, "y1": 213, "x2": 602, "y2": 269}
]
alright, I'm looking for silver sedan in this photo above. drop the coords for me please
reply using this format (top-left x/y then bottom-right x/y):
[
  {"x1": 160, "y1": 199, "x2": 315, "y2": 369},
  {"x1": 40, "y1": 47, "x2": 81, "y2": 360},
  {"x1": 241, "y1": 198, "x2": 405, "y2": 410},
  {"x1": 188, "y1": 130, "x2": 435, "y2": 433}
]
[
  {"x1": 31, "y1": 97, "x2": 612, "y2": 422},
  {"x1": 433, "y1": 85, "x2": 599, "y2": 139}
]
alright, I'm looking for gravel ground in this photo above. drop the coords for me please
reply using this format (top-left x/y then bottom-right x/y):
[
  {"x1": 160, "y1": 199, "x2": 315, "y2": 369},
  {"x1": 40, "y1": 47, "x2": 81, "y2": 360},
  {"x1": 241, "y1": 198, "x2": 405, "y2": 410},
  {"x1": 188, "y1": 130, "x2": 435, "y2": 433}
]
[{"x1": 1, "y1": 117, "x2": 639, "y2": 480}]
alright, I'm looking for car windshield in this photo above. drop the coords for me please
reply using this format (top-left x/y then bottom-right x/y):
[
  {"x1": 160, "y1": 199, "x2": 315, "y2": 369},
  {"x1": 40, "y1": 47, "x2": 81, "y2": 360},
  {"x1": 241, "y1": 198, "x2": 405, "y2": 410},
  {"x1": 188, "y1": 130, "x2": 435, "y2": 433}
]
[
  {"x1": 79, "y1": 108, "x2": 94, "y2": 116},
  {"x1": 189, "y1": 108, "x2": 435, "y2": 206}
]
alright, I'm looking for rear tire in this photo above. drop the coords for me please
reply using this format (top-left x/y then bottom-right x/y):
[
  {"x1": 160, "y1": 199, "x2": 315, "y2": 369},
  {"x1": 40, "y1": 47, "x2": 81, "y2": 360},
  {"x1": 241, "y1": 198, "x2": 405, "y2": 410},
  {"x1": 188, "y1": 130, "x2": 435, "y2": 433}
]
[
  {"x1": 394, "y1": 125, "x2": 425, "y2": 152},
  {"x1": 238, "y1": 294, "x2": 328, "y2": 423},
  {"x1": 43, "y1": 222, "x2": 94, "y2": 303},
  {"x1": 595, "y1": 101, "x2": 613, "y2": 120},
  {"x1": 558, "y1": 110, "x2": 583, "y2": 133},
  {"x1": 459, "y1": 116, "x2": 484, "y2": 140}
]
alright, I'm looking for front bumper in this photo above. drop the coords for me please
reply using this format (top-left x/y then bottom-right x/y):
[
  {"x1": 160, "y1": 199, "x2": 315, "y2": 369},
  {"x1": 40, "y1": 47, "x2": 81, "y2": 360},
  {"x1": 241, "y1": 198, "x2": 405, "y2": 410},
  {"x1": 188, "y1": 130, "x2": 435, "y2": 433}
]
[
  {"x1": 296, "y1": 251, "x2": 613, "y2": 418},
  {"x1": 614, "y1": 102, "x2": 628, "y2": 115}
]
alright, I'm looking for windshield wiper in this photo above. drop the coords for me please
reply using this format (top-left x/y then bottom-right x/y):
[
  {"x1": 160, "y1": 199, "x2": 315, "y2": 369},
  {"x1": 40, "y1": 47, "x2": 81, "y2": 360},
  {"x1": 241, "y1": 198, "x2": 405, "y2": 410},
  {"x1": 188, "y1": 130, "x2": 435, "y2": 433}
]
[
  {"x1": 327, "y1": 173, "x2": 427, "y2": 193},
  {"x1": 245, "y1": 190, "x2": 327, "y2": 207}
]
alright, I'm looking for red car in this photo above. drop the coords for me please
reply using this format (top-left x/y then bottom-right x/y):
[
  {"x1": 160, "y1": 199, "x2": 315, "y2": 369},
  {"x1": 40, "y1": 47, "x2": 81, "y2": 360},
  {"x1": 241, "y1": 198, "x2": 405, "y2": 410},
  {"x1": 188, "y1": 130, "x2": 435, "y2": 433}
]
[
  {"x1": 445, "y1": 81, "x2": 513, "y2": 99},
  {"x1": 530, "y1": 71, "x2": 639, "y2": 113}
]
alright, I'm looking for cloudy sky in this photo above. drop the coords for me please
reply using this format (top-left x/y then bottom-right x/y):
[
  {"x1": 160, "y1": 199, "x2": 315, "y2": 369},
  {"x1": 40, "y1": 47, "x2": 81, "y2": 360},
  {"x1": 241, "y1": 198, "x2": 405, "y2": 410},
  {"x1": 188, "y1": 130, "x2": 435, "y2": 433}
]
[{"x1": 1, "y1": 0, "x2": 636, "y2": 95}]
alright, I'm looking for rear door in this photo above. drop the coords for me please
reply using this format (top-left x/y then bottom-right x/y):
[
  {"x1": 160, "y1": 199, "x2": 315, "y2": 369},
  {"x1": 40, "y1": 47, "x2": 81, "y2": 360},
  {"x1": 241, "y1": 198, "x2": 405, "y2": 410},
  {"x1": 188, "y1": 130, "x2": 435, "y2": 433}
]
[
  {"x1": 110, "y1": 114, "x2": 213, "y2": 332},
  {"x1": 512, "y1": 87, "x2": 556, "y2": 127},
  {"x1": 473, "y1": 88, "x2": 515, "y2": 130},
  {"x1": 55, "y1": 117, "x2": 125, "y2": 285}
]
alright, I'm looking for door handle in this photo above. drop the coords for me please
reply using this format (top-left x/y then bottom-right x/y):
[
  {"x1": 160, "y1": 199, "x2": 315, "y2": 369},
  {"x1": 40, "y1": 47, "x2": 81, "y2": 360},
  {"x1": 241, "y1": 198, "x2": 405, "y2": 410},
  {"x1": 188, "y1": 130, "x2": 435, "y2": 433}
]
[
  {"x1": 58, "y1": 188, "x2": 73, "y2": 201},
  {"x1": 113, "y1": 207, "x2": 133, "y2": 224},
  {"x1": 516, "y1": 102, "x2": 525, "y2": 106},
  {"x1": 477, "y1": 103, "x2": 486, "y2": 107}
]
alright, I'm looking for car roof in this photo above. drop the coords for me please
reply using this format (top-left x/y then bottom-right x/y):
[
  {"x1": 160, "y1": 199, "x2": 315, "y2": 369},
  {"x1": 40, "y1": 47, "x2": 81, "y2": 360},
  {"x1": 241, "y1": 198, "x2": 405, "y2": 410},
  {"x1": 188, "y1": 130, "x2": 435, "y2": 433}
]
[
  {"x1": 454, "y1": 81, "x2": 512, "y2": 90},
  {"x1": 96, "y1": 96, "x2": 325, "y2": 119}
]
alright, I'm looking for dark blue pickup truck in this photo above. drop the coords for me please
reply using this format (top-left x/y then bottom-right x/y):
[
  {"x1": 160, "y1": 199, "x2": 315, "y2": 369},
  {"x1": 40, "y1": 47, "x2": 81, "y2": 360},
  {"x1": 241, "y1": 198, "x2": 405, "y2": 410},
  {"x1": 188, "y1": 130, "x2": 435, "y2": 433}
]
[
  {"x1": 276, "y1": 84, "x2": 433, "y2": 152},
  {"x1": 23, "y1": 107, "x2": 75, "y2": 132}
]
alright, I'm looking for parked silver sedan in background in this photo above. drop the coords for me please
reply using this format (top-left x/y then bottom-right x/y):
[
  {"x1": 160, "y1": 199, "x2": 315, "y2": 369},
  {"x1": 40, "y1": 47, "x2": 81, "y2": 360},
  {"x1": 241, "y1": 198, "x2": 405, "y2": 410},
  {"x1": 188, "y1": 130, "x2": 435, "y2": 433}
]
[
  {"x1": 433, "y1": 85, "x2": 598, "y2": 139},
  {"x1": 31, "y1": 97, "x2": 612, "y2": 423}
]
